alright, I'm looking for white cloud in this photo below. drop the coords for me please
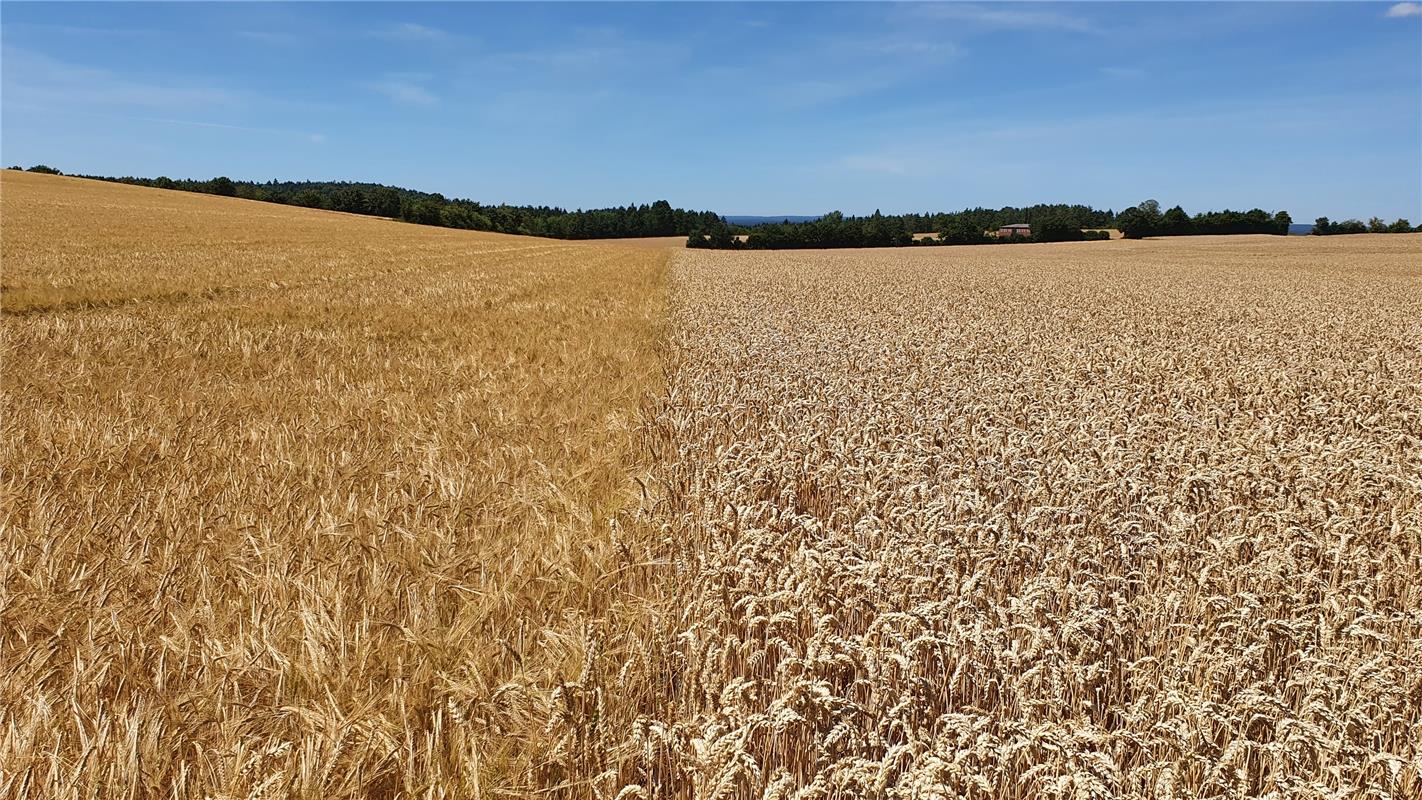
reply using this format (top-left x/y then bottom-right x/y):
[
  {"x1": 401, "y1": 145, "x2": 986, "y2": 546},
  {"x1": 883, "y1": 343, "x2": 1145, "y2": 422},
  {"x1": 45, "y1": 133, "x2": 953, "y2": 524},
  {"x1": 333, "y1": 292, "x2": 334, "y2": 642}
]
[
  {"x1": 146, "y1": 116, "x2": 326, "y2": 142},
  {"x1": 238, "y1": 30, "x2": 301, "y2": 46},
  {"x1": 8, "y1": 23, "x2": 159, "y2": 37},
  {"x1": 503, "y1": 45, "x2": 630, "y2": 71},
  {"x1": 903, "y1": 3, "x2": 1098, "y2": 34},
  {"x1": 838, "y1": 154, "x2": 916, "y2": 177},
  {"x1": 1101, "y1": 66, "x2": 1147, "y2": 80},
  {"x1": 376, "y1": 22, "x2": 453, "y2": 42},
  {"x1": 365, "y1": 77, "x2": 438, "y2": 106},
  {"x1": 2, "y1": 48, "x2": 237, "y2": 109},
  {"x1": 872, "y1": 39, "x2": 962, "y2": 61},
  {"x1": 477, "y1": 88, "x2": 614, "y2": 128},
  {"x1": 784, "y1": 78, "x2": 878, "y2": 107},
  {"x1": 487, "y1": 28, "x2": 688, "y2": 76},
  {"x1": 1385, "y1": 3, "x2": 1422, "y2": 17},
  {"x1": 824, "y1": 88, "x2": 1420, "y2": 191}
]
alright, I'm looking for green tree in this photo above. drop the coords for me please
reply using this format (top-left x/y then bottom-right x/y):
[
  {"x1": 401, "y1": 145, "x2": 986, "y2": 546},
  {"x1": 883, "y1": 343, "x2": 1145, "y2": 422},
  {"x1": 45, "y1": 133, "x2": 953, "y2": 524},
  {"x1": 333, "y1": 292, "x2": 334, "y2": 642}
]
[
  {"x1": 648, "y1": 200, "x2": 675, "y2": 235},
  {"x1": 401, "y1": 197, "x2": 444, "y2": 226},
  {"x1": 331, "y1": 187, "x2": 367, "y2": 214},
  {"x1": 367, "y1": 187, "x2": 403, "y2": 218},
  {"x1": 208, "y1": 176, "x2": 236, "y2": 197},
  {"x1": 1116, "y1": 207, "x2": 1149, "y2": 239},
  {"x1": 940, "y1": 220, "x2": 983, "y2": 245},
  {"x1": 1161, "y1": 205, "x2": 1191, "y2": 235},
  {"x1": 292, "y1": 190, "x2": 327, "y2": 209},
  {"x1": 1117, "y1": 200, "x2": 1164, "y2": 239},
  {"x1": 235, "y1": 184, "x2": 270, "y2": 202},
  {"x1": 1033, "y1": 214, "x2": 1085, "y2": 243},
  {"x1": 440, "y1": 203, "x2": 490, "y2": 230}
]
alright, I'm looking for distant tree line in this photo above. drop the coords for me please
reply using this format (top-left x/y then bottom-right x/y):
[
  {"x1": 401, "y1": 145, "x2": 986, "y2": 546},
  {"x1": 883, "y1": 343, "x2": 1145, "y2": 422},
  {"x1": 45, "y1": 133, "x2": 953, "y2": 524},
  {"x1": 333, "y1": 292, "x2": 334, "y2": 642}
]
[
  {"x1": 6, "y1": 165, "x2": 723, "y2": 240},
  {"x1": 689, "y1": 205, "x2": 1117, "y2": 250},
  {"x1": 1312, "y1": 216, "x2": 1417, "y2": 235},
  {"x1": 1115, "y1": 199, "x2": 1292, "y2": 239}
]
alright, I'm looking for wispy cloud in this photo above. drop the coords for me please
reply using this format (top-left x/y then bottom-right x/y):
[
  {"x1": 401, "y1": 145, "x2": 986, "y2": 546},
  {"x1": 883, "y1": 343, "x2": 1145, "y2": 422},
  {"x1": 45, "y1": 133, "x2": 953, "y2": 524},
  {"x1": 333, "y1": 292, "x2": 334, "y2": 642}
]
[
  {"x1": 838, "y1": 153, "x2": 916, "y2": 176},
  {"x1": 1101, "y1": 66, "x2": 1147, "y2": 80},
  {"x1": 237, "y1": 30, "x2": 301, "y2": 47},
  {"x1": 487, "y1": 27, "x2": 688, "y2": 76},
  {"x1": 2, "y1": 48, "x2": 237, "y2": 109},
  {"x1": 477, "y1": 88, "x2": 616, "y2": 128},
  {"x1": 503, "y1": 45, "x2": 631, "y2": 71},
  {"x1": 2, "y1": 101, "x2": 326, "y2": 144},
  {"x1": 1385, "y1": 2, "x2": 1422, "y2": 17},
  {"x1": 870, "y1": 38, "x2": 961, "y2": 61},
  {"x1": 145, "y1": 116, "x2": 326, "y2": 143},
  {"x1": 782, "y1": 78, "x2": 880, "y2": 108},
  {"x1": 826, "y1": 88, "x2": 1422, "y2": 188},
  {"x1": 704, "y1": 29, "x2": 963, "y2": 111},
  {"x1": 2, "y1": 23, "x2": 159, "y2": 38},
  {"x1": 365, "y1": 75, "x2": 438, "y2": 106},
  {"x1": 374, "y1": 22, "x2": 454, "y2": 43},
  {"x1": 903, "y1": 3, "x2": 1099, "y2": 34}
]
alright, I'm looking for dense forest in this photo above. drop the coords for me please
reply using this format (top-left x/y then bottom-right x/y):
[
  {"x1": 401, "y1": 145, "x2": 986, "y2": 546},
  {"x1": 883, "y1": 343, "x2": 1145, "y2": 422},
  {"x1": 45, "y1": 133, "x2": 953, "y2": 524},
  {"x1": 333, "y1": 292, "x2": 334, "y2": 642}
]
[
  {"x1": 17, "y1": 164, "x2": 1414, "y2": 246},
  {"x1": 1114, "y1": 200, "x2": 1292, "y2": 238},
  {"x1": 9, "y1": 165, "x2": 724, "y2": 240},
  {"x1": 690, "y1": 205, "x2": 1117, "y2": 250},
  {"x1": 1312, "y1": 216, "x2": 1417, "y2": 235}
]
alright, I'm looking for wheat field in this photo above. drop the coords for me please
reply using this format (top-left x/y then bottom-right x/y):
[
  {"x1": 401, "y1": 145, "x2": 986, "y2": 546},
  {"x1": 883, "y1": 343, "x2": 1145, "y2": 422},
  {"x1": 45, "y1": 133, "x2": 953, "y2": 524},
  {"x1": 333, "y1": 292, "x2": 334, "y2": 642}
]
[
  {"x1": 1, "y1": 171, "x2": 670, "y2": 796},
  {"x1": 3, "y1": 171, "x2": 1421, "y2": 798},
  {"x1": 620, "y1": 239, "x2": 1422, "y2": 799}
]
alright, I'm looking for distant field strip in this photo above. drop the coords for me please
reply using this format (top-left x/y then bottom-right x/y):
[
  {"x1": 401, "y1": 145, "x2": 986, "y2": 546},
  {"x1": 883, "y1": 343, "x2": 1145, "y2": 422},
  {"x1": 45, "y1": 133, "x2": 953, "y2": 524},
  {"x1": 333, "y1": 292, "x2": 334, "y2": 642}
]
[
  {"x1": 1, "y1": 174, "x2": 586, "y2": 315},
  {"x1": 620, "y1": 239, "x2": 1422, "y2": 798},
  {"x1": 1, "y1": 172, "x2": 669, "y2": 796}
]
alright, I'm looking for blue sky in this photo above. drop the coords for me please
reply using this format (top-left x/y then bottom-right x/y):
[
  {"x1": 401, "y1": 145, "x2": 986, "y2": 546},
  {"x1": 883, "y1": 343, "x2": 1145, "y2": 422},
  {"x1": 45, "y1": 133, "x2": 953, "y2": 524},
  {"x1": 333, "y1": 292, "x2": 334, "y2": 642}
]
[{"x1": 3, "y1": 2, "x2": 1420, "y2": 219}]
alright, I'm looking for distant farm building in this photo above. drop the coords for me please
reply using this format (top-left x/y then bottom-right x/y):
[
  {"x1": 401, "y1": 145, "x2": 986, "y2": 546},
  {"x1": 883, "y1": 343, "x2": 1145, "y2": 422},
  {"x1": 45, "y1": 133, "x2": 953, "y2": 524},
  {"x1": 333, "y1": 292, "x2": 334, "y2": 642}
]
[{"x1": 998, "y1": 223, "x2": 1031, "y2": 238}]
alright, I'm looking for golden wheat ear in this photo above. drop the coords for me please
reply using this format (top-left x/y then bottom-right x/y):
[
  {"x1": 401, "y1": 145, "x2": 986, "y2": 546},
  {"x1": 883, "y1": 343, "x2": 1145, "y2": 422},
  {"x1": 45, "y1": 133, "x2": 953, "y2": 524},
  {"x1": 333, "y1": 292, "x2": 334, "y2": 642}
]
[{"x1": 0, "y1": 169, "x2": 675, "y2": 798}]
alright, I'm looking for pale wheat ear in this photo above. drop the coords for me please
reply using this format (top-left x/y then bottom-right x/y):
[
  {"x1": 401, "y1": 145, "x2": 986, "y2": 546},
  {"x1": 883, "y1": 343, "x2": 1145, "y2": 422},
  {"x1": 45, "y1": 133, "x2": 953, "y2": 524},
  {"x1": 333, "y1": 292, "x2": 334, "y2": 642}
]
[{"x1": 609, "y1": 241, "x2": 1422, "y2": 798}]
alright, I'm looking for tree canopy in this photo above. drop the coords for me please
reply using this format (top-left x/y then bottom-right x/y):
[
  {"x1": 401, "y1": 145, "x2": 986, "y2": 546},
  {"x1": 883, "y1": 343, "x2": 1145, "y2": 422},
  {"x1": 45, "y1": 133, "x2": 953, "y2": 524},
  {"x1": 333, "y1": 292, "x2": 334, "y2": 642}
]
[
  {"x1": 1313, "y1": 216, "x2": 1417, "y2": 235},
  {"x1": 1116, "y1": 200, "x2": 1291, "y2": 238},
  {"x1": 48, "y1": 169, "x2": 725, "y2": 240},
  {"x1": 691, "y1": 204, "x2": 1117, "y2": 250}
]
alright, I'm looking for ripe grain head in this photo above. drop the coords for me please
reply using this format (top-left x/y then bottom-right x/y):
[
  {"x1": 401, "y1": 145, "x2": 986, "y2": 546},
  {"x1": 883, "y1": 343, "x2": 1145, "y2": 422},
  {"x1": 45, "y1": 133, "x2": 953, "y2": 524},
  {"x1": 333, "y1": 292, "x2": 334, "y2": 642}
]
[
  {"x1": 1, "y1": 171, "x2": 670, "y2": 797},
  {"x1": 620, "y1": 235, "x2": 1422, "y2": 798}
]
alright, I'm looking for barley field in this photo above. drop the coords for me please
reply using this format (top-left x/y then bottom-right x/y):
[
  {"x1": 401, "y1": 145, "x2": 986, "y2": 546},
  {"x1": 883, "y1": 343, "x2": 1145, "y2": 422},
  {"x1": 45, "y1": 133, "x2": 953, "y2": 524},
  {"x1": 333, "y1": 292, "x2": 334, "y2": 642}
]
[{"x1": 3, "y1": 171, "x2": 1421, "y2": 799}]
